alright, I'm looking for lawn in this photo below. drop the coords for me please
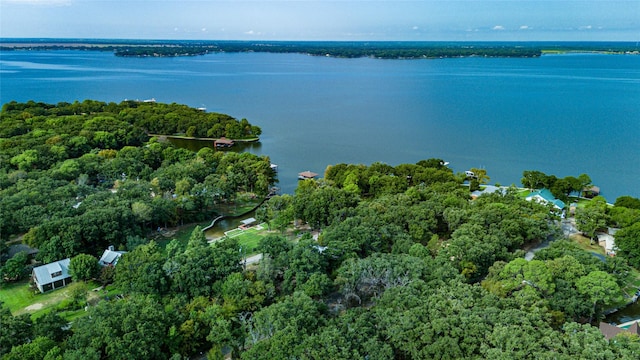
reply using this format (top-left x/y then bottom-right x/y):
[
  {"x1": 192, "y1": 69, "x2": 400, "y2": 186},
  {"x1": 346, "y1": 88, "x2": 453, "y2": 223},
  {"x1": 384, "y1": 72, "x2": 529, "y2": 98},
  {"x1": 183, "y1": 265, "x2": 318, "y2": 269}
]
[
  {"x1": 0, "y1": 280, "x2": 102, "y2": 319},
  {"x1": 0, "y1": 280, "x2": 38, "y2": 313},
  {"x1": 569, "y1": 233, "x2": 606, "y2": 255},
  {"x1": 220, "y1": 224, "x2": 269, "y2": 255}
]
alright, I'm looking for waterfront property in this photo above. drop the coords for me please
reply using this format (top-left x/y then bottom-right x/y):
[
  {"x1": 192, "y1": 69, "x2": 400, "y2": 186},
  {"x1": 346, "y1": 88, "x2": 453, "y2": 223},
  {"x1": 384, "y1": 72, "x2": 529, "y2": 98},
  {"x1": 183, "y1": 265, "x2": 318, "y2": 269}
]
[
  {"x1": 298, "y1": 171, "x2": 318, "y2": 180},
  {"x1": 214, "y1": 137, "x2": 234, "y2": 148},
  {"x1": 32, "y1": 258, "x2": 72, "y2": 293},
  {"x1": 525, "y1": 189, "x2": 566, "y2": 210},
  {"x1": 239, "y1": 217, "x2": 258, "y2": 230}
]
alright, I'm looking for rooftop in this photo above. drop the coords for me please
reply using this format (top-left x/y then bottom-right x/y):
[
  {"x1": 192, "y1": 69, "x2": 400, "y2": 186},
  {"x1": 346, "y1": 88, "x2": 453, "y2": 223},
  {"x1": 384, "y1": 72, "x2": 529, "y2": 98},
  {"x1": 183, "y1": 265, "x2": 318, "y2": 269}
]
[
  {"x1": 32, "y1": 258, "x2": 71, "y2": 285},
  {"x1": 298, "y1": 171, "x2": 318, "y2": 179}
]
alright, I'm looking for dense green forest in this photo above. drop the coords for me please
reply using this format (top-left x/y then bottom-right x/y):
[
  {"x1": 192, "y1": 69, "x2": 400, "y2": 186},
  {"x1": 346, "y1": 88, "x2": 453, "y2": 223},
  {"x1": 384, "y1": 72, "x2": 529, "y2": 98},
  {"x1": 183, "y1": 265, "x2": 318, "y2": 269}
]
[
  {"x1": 3, "y1": 39, "x2": 639, "y2": 59},
  {"x1": 1, "y1": 101, "x2": 640, "y2": 359},
  {"x1": 0, "y1": 100, "x2": 269, "y2": 257}
]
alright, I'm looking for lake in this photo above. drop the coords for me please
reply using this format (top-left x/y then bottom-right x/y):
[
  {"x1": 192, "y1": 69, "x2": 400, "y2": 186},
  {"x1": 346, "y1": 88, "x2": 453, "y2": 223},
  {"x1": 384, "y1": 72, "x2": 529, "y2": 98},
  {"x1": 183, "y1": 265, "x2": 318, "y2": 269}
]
[{"x1": 1, "y1": 49, "x2": 639, "y2": 199}]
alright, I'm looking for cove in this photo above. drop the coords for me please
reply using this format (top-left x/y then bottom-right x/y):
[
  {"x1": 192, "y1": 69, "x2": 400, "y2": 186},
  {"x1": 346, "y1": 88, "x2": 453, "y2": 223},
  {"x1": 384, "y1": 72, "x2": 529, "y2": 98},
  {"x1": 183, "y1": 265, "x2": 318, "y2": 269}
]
[{"x1": 1, "y1": 50, "x2": 639, "y2": 200}]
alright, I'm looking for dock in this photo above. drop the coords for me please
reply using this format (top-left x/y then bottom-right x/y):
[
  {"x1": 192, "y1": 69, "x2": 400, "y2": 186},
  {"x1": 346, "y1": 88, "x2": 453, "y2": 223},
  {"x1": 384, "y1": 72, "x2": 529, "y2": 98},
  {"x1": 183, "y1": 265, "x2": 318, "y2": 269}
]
[{"x1": 298, "y1": 170, "x2": 318, "y2": 180}]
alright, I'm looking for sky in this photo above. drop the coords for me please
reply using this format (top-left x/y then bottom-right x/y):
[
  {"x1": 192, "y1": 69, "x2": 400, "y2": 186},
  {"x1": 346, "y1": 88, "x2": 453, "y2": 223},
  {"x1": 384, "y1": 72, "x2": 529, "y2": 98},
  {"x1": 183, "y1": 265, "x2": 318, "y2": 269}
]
[{"x1": 1, "y1": 0, "x2": 639, "y2": 41}]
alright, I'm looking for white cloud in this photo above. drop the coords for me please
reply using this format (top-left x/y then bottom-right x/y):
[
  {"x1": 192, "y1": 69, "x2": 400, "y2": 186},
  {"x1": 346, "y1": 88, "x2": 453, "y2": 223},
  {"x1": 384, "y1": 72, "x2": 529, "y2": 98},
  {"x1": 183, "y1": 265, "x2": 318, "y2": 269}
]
[
  {"x1": 245, "y1": 30, "x2": 255, "y2": 35},
  {"x1": 412, "y1": 26, "x2": 419, "y2": 30},
  {"x1": 519, "y1": 25, "x2": 530, "y2": 30},
  {"x1": 579, "y1": 25, "x2": 593, "y2": 30},
  {"x1": 492, "y1": 25, "x2": 505, "y2": 31}
]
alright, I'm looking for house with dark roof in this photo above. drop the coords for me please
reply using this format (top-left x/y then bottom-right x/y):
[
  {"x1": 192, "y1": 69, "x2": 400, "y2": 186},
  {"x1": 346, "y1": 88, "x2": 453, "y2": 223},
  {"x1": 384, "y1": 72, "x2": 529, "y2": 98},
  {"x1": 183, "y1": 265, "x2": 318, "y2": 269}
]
[
  {"x1": 32, "y1": 258, "x2": 72, "y2": 293},
  {"x1": 599, "y1": 321, "x2": 640, "y2": 340},
  {"x1": 525, "y1": 189, "x2": 566, "y2": 210},
  {"x1": 98, "y1": 246, "x2": 126, "y2": 267}
]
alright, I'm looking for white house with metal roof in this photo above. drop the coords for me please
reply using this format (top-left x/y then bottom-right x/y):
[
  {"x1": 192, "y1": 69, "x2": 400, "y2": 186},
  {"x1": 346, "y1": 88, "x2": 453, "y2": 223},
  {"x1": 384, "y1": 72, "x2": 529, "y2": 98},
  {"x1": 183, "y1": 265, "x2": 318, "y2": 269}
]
[
  {"x1": 98, "y1": 246, "x2": 126, "y2": 267},
  {"x1": 32, "y1": 258, "x2": 72, "y2": 293}
]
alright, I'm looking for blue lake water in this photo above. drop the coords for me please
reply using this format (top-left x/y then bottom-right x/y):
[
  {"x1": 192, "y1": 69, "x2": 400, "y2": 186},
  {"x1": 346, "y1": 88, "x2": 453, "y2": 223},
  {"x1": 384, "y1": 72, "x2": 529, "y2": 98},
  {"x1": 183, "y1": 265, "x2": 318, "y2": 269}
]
[{"x1": 1, "y1": 50, "x2": 639, "y2": 199}]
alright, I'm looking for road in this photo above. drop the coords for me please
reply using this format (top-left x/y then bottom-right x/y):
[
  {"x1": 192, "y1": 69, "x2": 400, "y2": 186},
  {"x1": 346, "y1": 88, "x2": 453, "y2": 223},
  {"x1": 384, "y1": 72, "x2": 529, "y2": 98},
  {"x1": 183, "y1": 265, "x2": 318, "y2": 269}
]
[
  {"x1": 243, "y1": 254, "x2": 263, "y2": 266},
  {"x1": 525, "y1": 219, "x2": 578, "y2": 261}
]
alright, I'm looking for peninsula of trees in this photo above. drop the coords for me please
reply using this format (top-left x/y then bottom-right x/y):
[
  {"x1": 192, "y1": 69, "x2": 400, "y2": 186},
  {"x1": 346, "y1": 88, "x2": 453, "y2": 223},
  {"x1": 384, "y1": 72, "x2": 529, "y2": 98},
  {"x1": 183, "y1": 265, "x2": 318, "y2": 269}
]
[
  {"x1": 1, "y1": 100, "x2": 640, "y2": 359},
  {"x1": 2, "y1": 39, "x2": 639, "y2": 59},
  {"x1": 0, "y1": 100, "x2": 268, "y2": 257}
]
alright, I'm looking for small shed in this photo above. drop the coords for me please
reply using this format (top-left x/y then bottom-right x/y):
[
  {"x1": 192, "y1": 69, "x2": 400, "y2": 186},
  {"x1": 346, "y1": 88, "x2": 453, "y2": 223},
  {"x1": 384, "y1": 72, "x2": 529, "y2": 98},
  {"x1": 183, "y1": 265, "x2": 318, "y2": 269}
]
[
  {"x1": 32, "y1": 258, "x2": 72, "y2": 293},
  {"x1": 298, "y1": 171, "x2": 318, "y2": 180}
]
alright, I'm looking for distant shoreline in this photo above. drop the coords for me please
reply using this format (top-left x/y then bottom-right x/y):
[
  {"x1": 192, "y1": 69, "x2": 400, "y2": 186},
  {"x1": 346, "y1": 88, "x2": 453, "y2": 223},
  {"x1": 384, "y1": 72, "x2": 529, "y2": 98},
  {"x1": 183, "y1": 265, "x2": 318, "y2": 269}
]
[{"x1": 2, "y1": 39, "x2": 638, "y2": 59}]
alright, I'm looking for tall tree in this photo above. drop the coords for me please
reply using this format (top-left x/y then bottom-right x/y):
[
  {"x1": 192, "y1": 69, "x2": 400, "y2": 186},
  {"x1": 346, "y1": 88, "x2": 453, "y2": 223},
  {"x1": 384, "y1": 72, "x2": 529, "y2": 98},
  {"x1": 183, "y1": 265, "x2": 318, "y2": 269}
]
[
  {"x1": 115, "y1": 241, "x2": 168, "y2": 295},
  {"x1": 69, "y1": 253, "x2": 100, "y2": 282},
  {"x1": 576, "y1": 271, "x2": 623, "y2": 323}
]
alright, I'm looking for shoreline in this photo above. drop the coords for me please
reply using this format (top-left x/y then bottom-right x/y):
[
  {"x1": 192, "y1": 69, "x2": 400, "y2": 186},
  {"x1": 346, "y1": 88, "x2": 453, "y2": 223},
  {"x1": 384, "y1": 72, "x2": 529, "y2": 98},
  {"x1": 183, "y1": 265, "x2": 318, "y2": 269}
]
[{"x1": 150, "y1": 134, "x2": 260, "y2": 143}]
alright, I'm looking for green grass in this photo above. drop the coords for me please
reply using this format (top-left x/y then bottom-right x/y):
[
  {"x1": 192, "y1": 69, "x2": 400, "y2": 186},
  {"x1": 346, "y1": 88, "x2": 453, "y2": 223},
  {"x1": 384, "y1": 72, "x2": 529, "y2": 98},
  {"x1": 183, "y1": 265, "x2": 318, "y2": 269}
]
[
  {"x1": 517, "y1": 189, "x2": 533, "y2": 198},
  {"x1": 221, "y1": 224, "x2": 269, "y2": 255},
  {"x1": 0, "y1": 280, "x2": 37, "y2": 312},
  {"x1": 569, "y1": 233, "x2": 606, "y2": 255},
  {"x1": 224, "y1": 228, "x2": 244, "y2": 237},
  {"x1": 0, "y1": 280, "x2": 101, "y2": 319}
]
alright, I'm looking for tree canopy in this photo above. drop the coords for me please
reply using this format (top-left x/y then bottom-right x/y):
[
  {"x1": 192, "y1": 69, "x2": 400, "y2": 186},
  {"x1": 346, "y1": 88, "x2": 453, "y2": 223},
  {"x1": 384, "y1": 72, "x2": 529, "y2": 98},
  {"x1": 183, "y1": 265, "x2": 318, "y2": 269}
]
[{"x1": 2, "y1": 100, "x2": 639, "y2": 359}]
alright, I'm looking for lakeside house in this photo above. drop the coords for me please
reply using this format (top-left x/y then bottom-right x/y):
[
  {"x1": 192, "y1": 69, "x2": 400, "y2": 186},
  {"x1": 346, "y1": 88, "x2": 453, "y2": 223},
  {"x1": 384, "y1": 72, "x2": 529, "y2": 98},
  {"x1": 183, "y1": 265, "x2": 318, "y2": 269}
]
[
  {"x1": 298, "y1": 171, "x2": 318, "y2": 180},
  {"x1": 98, "y1": 246, "x2": 126, "y2": 267},
  {"x1": 525, "y1": 189, "x2": 566, "y2": 210},
  {"x1": 214, "y1": 137, "x2": 234, "y2": 148},
  {"x1": 32, "y1": 258, "x2": 72, "y2": 293}
]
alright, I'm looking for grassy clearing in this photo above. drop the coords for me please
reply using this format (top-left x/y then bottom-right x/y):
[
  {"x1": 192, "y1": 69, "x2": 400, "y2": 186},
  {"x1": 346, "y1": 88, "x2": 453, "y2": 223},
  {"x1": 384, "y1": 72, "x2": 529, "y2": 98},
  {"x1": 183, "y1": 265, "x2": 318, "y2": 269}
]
[
  {"x1": 225, "y1": 228, "x2": 244, "y2": 237},
  {"x1": 569, "y1": 233, "x2": 606, "y2": 255},
  {"x1": 234, "y1": 230, "x2": 264, "y2": 255},
  {"x1": 0, "y1": 280, "x2": 102, "y2": 319},
  {"x1": 218, "y1": 224, "x2": 270, "y2": 255},
  {"x1": 0, "y1": 280, "x2": 37, "y2": 313}
]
